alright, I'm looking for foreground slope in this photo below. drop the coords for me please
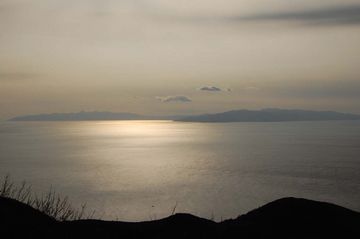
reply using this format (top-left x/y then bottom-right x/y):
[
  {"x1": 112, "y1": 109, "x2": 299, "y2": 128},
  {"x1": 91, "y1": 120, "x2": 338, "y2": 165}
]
[{"x1": 1, "y1": 196, "x2": 359, "y2": 238}]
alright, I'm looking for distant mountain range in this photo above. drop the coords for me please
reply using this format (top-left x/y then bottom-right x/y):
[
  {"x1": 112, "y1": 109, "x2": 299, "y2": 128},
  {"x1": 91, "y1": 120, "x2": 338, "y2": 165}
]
[
  {"x1": 176, "y1": 109, "x2": 360, "y2": 122},
  {"x1": 9, "y1": 111, "x2": 188, "y2": 121},
  {"x1": 8, "y1": 109, "x2": 360, "y2": 122},
  {"x1": 9, "y1": 111, "x2": 146, "y2": 121}
]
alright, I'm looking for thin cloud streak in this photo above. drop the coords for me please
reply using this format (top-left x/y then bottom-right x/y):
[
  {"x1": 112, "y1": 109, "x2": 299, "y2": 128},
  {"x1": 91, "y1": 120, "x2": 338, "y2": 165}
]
[
  {"x1": 156, "y1": 96, "x2": 192, "y2": 103},
  {"x1": 227, "y1": 5, "x2": 360, "y2": 26},
  {"x1": 157, "y1": 4, "x2": 360, "y2": 27},
  {"x1": 199, "y1": 86, "x2": 222, "y2": 92}
]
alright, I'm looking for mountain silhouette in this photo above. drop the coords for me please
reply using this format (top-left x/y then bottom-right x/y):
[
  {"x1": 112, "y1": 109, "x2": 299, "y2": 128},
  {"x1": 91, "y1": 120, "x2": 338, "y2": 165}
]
[
  {"x1": 9, "y1": 111, "x2": 145, "y2": 121},
  {"x1": 1, "y1": 196, "x2": 359, "y2": 238},
  {"x1": 8, "y1": 109, "x2": 360, "y2": 122},
  {"x1": 177, "y1": 108, "x2": 360, "y2": 122}
]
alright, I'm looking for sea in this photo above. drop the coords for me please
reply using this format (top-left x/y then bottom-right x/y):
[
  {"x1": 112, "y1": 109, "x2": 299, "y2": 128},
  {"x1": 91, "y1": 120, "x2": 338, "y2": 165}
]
[{"x1": 0, "y1": 120, "x2": 359, "y2": 221}]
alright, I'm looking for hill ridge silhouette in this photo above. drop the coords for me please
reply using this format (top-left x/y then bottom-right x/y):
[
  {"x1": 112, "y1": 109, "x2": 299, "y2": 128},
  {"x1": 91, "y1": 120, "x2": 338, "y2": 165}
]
[
  {"x1": 1, "y1": 196, "x2": 359, "y2": 238},
  {"x1": 177, "y1": 108, "x2": 360, "y2": 122}
]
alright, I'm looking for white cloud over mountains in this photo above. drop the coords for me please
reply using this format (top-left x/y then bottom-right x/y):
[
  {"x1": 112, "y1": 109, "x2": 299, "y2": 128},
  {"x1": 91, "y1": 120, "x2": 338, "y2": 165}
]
[{"x1": 156, "y1": 96, "x2": 192, "y2": 103}]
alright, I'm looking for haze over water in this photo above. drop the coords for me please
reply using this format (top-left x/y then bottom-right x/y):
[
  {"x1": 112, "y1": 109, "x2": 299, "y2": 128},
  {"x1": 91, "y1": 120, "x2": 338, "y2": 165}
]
[{"x1": 1, "y1": 120, "x2": 360, "y2": 221}]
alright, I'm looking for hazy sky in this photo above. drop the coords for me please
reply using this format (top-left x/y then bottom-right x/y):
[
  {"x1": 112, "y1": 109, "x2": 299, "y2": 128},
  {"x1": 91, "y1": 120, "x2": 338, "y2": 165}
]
[{"x1": 1, "y1": 0, "x2": 360, "y2": 119}]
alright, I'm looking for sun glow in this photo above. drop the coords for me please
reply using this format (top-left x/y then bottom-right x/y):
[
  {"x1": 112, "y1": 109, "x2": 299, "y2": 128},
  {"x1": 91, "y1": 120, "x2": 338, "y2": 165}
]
[{"x1": 89, "y1": 120, "x2": 177, "y2": 137}]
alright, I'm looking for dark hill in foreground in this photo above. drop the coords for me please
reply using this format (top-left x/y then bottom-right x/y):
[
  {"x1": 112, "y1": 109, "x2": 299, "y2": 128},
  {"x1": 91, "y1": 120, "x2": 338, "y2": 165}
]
[
  {"x1": 177, "y1": 109, "x2": 360, "y2": 122},
  {"x1": 1, "y1": 196, "x2": 359, "y2": 238}
]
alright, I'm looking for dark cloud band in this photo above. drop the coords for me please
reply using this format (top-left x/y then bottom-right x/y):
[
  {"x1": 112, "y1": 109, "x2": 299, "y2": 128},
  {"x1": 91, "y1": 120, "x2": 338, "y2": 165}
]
[
  {"x1": 229, "y1": 5, "x2": 360, "y2": 26},
  {"x1": 199, "y1": 86, "x2": 222, "y2": 92},
  {"x1": 161, "y1": 5, "x2": 360, "y2": 27}
]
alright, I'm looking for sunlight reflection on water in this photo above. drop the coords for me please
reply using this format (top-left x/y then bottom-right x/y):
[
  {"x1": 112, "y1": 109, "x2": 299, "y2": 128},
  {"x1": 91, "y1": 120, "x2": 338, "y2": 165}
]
[{"x1": 1, "y1": 120, "x2": 360, "y2": 221}]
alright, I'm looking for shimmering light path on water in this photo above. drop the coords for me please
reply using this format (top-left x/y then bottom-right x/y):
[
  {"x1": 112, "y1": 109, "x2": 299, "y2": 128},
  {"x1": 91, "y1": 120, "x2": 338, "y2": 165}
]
[{"x1": 1, "y1": 120, "x2": 359, "y2": 221}]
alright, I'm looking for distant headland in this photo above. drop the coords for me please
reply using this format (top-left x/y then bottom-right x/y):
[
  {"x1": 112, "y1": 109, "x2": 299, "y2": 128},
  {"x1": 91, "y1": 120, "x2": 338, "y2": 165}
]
[
  {"x1": 9, "y1": 111, "x2": 147, "y2": 121},
  {"x1": 8, "y1": 109, "x2": 360, "y2": 122},
  {"x1": 176, "y1": 108, "x2": 360, "y2": 122}
]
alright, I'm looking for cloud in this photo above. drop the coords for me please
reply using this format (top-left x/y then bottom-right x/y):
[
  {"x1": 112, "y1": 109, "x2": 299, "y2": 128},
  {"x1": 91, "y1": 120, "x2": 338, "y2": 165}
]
[
  {"x1": 156, "y1": 96, "x2": 192, "y2": 103},
  {"x1": 199, "y1": 86, "x2": 222, "y2": 92},
  {"x1": 230, "y1": 5, "x2": 360, "y2": 26},
  {"x1": 158, "y1": 4, "x2": 360, "y2": 27}
]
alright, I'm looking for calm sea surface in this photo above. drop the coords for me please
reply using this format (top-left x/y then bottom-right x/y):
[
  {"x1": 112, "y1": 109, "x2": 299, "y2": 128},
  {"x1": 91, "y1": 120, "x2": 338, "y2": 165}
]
[{"x1": 0, "y1": 120, "x2": 360, "y2": 221}]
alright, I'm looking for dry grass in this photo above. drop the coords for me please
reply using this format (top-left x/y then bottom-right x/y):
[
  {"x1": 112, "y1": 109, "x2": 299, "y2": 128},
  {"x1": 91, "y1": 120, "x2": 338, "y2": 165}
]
[{"x1": 0, "y1": 174, "x2": 95, "y2": 221}]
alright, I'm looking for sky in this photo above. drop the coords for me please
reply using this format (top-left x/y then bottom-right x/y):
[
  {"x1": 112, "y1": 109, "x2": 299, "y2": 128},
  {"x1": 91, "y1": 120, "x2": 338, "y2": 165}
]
[{"x1": 1, "y1": 0, "x2": 360, "y2": 119}]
